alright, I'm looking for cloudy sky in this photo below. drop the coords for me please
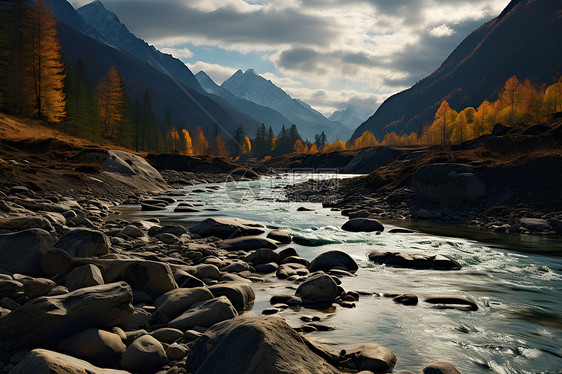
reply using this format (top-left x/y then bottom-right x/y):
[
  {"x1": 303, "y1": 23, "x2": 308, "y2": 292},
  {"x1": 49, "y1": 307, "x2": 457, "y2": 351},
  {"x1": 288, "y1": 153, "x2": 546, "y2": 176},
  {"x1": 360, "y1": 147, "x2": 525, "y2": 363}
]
[{"x1": 69, "y1": 0, "x2": 510, "y2": 116}]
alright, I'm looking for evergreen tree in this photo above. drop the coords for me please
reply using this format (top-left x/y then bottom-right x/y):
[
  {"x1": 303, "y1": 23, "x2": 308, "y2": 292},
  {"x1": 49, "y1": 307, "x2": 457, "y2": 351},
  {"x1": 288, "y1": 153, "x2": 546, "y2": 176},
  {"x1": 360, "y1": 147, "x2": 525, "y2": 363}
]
[
  {"x1": 64, "y1": 60, "x2": 101, "y2": 140},
  {"x1": 267, "y1": 125, "x2": 275, "y2": 152},
  {"x1": 233, "y1": 126, "x2": 245, "y2": 157},
  {"x1": 115, "y1": 91, "x2": 135, "y2": 148},
  {"x1": 4, "y1": 0, "x2": 27, "y2": 114},
  {"x1": 96, "y1": 66, "x2": 124, "y2": 140},
  {"x1": 253, "y1": 124, "x2": 267, "y2": 159},
  {"x1": 277, "y1": 125, "x2": 289, "y2": 154},
  {"x1": 142, "y1": 90, "x2": 157, "y2": 151},
  {"x1": 133, "y1": 97, "x2": 142, "y2": 151}
]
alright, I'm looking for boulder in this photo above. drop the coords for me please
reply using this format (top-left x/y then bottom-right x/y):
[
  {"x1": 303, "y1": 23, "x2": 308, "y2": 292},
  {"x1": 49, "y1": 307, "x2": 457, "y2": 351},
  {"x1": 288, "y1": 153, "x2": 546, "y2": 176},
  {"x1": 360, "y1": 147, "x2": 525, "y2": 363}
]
[
  {"x1": 492, "y1": 123, "x2": 510, "y2": 136},
  {"x1": 296, "y1": 273, "x2": 339, "y2": 303},
  {"x1": 195, "y1": 264, "x2": 222, "y2": 280},
  {"x1": 421, "y1": 361, "x2": 461, "y2": 374},
  {"x1": 309, "y1": 250, "x2": 359, "y2": 274},
  {"x1": 0, "y1": 216, "x2": 53, "y2": 231},
  {"x1": 547, "y1": 218, "x2": 562, "y2": 235},
  {"x1": 120, "y1": 335, "x2": 167, "y2": 374},
  {"x1": 168, "y1": 296, "x2": 238, "y2": 331},
  {"x1": 55, "y1": 228, "x2": 110, "y2": 258},
  {"x1": 22, "y1": 277, "x2": 56, "y2": 298},
  {"x1": 339, "y1": 343, "x2": 397, "y2": 373},
  {"x1": 342, "y1": 218, "x2": 384, "y2": 233},
  {"x1": 119, "y1": 308, "x2": 152, "y2": 330},
  {"x1": 267, "y1": 230, "x2": 292, "y2": 244},
  {"x1": 98, "y1": 259, "x2": 177, "y2": 298},
  {"x1": 243, "y1": 249, "x2": 280, "y2": 265},
  {"x1": 0, "y1": 229, "x2": 54, "y2": 276},
  {"x1": 423, "y1": 295, "x2": 478, "y2": 311},
  {"x1": 56, "y1": 328, "x2": 126, "y2": 367},
  {"x1": 166, "y1": 342, "x2": 189, "y2": 361},
  {"x1": 218, "y1": 236, "x2": 278, "y2": 251},
  {"x1": 521, "y1": 123, "x2": 551, "y2": 135},
  {"x1": 121, "y1": 225, "x2": 144, "y2": 238},
  {"x1": 65, "y1": 264, "x2": 104, "y2": 291},
  {"x1": 208, "y1": 282, "x2": 255, "y2": 311},
  {"x1": 185, "y1": 316, "x2": 342, "y2": 374},
  {"x1": 0, "y1": 282, "x2": 133, "y2": 350},
  {"x1": 412, "y1": 163, "x2": 485, "y2": 202},
  {"x1": 150, "y1": 327, "x2": 184, "y2": 344},
  {"x1": 155, "y1": 233, "x2": 179, "y2": 244},
  {"x1": 276, "y1": 263, "x2": 309, "y2": 279},
  {"x1": 11, "y1": 349, "x2": 130, "y2": 374},
  {"x1": 152, "y1": 287, "x2": 214, "y2": 324},
  {"x1": 392, "y1": 294, "x2": 418, "y2": 306},
  {"x1": 520, "y1": 217, "x2": 552, "y2": 232},
  {"x1": 255, "y1": 262, "x2": 278, "y2": 274},
  {"x1": 368, "y1": 251, "x2": 461, "y2": 270},
  {"x1": 190, "y1": 217, "x2": 265, "y2": 239}
]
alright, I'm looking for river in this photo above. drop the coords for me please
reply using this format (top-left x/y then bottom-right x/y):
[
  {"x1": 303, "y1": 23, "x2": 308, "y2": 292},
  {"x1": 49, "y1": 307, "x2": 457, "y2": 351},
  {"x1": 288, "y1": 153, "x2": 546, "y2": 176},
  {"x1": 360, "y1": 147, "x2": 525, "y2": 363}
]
[{"x1": 116, "y1": 172, "x2": 562, "y2": 373}]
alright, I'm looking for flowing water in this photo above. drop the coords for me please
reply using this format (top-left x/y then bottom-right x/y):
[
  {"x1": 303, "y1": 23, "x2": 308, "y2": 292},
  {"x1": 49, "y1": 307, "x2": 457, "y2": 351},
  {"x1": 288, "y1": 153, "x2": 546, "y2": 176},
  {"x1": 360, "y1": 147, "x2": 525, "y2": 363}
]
[{"x1": 117, "y1": 173, "x2": 562, "y2": 373}]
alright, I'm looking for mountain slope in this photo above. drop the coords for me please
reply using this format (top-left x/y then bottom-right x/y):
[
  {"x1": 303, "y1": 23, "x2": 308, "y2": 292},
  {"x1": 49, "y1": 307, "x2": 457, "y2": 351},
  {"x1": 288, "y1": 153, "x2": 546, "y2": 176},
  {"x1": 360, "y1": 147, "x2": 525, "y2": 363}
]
[
  {"x1": 56, "y1": 20, "x2": 261, "y2": 136},
  {"x1": 195, "y1": 71, "x2": 292, "y2": 132},
  {"x1": 329, "y1": 105, "x2": 373, "y2": 130},
  {"x1": 45, "y1": 0, "x2": 105, "y2": 42},
  {"x1": 352, "y1": 0, "x2": 562, "y2": 140},
  {"x1": 77, "y1": 0, "x2": 203, "y2": 93},
  {"x1": 221, "y1": 69, "x2": 351, "y2": 141}
]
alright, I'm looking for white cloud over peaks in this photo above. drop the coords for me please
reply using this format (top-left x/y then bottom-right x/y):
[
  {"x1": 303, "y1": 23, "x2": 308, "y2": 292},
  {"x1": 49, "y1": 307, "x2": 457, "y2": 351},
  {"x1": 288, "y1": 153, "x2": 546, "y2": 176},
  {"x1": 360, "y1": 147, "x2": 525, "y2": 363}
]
[
  {"x1": 160, "y1": 47, "x2": 194, "y2": 58},
  {"x1": 187, "y1": 61, "x2": 238, "y2": 84},
  {"x1": 429, "y1": 24, "x2": 455, "y2": 38}
]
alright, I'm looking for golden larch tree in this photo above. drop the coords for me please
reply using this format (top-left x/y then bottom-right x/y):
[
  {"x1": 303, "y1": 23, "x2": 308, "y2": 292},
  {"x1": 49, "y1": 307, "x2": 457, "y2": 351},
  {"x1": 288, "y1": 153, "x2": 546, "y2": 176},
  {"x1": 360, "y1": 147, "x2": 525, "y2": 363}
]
[
  {"x1": 22, "y1": 0, "x2": 66, "y2": 122},
  {"x1": 242, "y1": 136, "x2": 251, "y2": 154},
  {"x1": 293, "y1": 139, "x2": 305, "y2": 154},
  {"x1": 96, "y1": 66, "x2": 124, "y2": 139},
  {"x1": 193, "y1": 126, "x2": 209, "y2": 155},
  {"x1": 181, "y1": 128, "x2": 193, "y2": 156},
  {"x1": 166, "y1": 127, "x2": 180, "y2": 151}
]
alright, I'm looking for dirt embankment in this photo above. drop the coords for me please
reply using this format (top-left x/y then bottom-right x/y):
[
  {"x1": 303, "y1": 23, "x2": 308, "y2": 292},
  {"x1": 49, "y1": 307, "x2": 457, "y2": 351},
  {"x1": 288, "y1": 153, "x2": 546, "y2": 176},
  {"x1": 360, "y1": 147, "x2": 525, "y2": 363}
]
[{"x1": 286, "y1": 117, "x2": 562, "y2": 236}]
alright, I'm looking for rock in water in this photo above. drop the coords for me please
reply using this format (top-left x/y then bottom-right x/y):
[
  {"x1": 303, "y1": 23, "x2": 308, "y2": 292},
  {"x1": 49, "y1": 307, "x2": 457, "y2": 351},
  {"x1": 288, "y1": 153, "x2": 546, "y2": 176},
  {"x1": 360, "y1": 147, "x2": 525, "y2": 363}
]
[
  {"x1": 120, "y1": 335, "x2": 167, "y2": 374},
  {"x1": 11, "y1": 349, "x2": 130, "y2": 374},
  {"x1": 339, "y1": 343, "x2": 397, "y2": 373},
  {"x1": 185, "y1": 316, "x2": 342, "y2": 374},
  {"x1": 208, "y1": 282, "x2": 255, "y2": 311},
  {"x1": 342, "y1": 218, "x2": 384, "y2": 232},
  {"x1": 55, "y1": 228, "x2": 110, "y2": 258},
  {"x1": 368, "y1": 251, "x2": 461, "y2": 270},
  {"x1": 309, "y1": 250, "x2": 359, "y2": 274},
  {"x1": 267, "y1": 230, "x2": 292, "y2": 244},
  {"x1": 189, "y1": 217, "x2": 265, "y2": 239},
  {"x1": 296, "y1": 273, "x2": 339, "y2": 303},
  {"x1": 0, "y1": 282, "x2": 133, "y2": 350},
  {"x1": 0, "y1": 228, "x2": 54, "y2": 276},
  {"x1": 423, "y1": 295, "x2": 478, "y2": 311},
  {"x1": 421, "y1": 361, "x2": 461, "y2": 374},
  {"x1": 218, "y1": 236, "x2": 278, "y2": 251}
]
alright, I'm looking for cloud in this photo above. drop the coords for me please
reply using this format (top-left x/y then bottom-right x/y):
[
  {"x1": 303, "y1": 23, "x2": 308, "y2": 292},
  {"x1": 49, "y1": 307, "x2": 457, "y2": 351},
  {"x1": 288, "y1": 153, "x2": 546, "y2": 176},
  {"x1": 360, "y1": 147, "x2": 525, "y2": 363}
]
[
  {"x1": 187, "y1": 61, "x2": 237, "y2": 84},
  {"x1": 283, "y1": 87, "x2": 387, "y2": 116},
  {"x1": 430, "y1": 24, "x2": 455, "y2": 37},
  {"x1": 159, "y1": 47, "x2": 194, "y2": 58}
]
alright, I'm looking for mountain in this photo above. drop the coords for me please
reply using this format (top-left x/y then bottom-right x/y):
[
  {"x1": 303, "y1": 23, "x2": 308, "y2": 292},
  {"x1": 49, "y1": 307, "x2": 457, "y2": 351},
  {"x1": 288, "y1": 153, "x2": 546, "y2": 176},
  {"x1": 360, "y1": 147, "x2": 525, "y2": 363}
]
[
  {"x1": 329, "y1": 105, "x2": 373, "y2": 130},
  {"x1": 352, "y1": 0, "x2": 562, "y2": 140},
  {"x1": 77, "y1": 0, "x2": 203, "y2": 93},
  {"x1": 195, "y1": 71, "x2": 292, "y2": 132},
  {"x1": 221, "y1": 69, "x2": 352, "y2": 141},
  {"x1": 45, "y1": 0, "x2": 105, "y2": 42},
  {"x1": 50, "y1": 0, "x2": 260, "y2": 136}
]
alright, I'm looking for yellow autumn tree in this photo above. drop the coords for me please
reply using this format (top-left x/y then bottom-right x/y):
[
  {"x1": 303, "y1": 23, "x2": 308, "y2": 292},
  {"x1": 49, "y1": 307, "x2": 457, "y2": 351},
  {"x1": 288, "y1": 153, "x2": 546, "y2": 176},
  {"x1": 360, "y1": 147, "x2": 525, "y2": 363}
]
[
  {"x1": 215, "y1": 135, "x2": 230, "y2": 157},
  {"x1": 166, "y1": 127, "x2": 180, "y2": 151},
  {"x1": 22, "y1": 0, "x2": 66, "y2": 122},
  {"x1": 293, "y1": 139, "x2": 305, "y2": 154},
  {"x1": 193, "y1": 126, "x2": 209, "y2": 155},
  {"x1": 353, "y1": 130, "x2": 378, "y2": 149},
  {"x1": 181, "y1": 129, "x2": 193, "y2": 156},
  {"x1": 96, "y1": 66, "x2": 124, "y2": 139},
  {"x1": 543, "y1": 76, "x2": 562, "y2": 113},
  {"x1": 242, "y1": 136, "x2": 251, "y2": 154}
]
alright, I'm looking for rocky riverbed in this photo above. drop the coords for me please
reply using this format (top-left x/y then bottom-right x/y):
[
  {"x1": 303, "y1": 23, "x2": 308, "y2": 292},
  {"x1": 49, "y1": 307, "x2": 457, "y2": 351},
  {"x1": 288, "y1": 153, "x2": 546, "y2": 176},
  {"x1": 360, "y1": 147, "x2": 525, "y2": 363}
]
[{"x1": 0, "y1": 155, "x2": 468, "y2": 373}]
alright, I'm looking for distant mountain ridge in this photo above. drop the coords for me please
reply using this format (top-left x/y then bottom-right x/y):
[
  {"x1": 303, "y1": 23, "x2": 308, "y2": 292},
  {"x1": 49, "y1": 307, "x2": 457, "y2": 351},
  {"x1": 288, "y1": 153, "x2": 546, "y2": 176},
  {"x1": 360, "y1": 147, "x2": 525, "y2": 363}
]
[
  {"x1": 77, "y1": 0, "x2": 203, "y2": 93},
  {"x1": 195, "y1": 71, "x2": 292, "y2": 132},
  {"x1": 352, "y1": 0, "x2": 562, "y2": 140},
  {"x1": 329, "y1": 104, "x2": 373, "y2": 130},
  {"x1": 48, "y1": 0, "x2": 261, "y2": 136},
  {"x1": 221, "y1": 69, "x2": 352, "y2": 141}
]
